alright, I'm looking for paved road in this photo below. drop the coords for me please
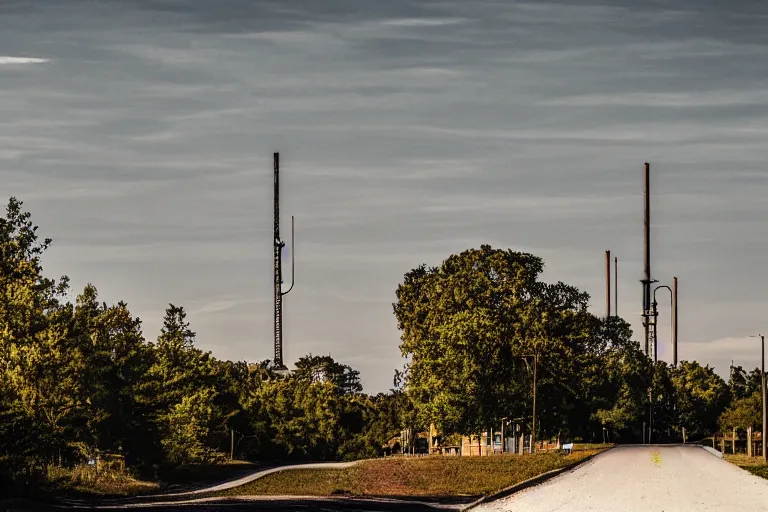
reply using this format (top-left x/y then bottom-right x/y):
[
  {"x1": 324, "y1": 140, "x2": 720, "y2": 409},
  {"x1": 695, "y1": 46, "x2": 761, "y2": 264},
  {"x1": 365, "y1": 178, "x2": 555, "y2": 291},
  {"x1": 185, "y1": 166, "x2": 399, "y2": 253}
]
[
  {"x1": 476, "y1": 444, "x2": 768, "y2": 512},
  {"x1": 85, "y1": 496, "x2": 469, "y2": 512}
]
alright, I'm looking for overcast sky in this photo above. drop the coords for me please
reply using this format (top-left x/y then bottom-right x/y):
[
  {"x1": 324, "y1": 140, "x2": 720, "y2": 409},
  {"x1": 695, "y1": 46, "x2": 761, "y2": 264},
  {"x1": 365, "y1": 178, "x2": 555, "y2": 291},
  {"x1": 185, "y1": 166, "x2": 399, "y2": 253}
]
[{"x1": 2, "y1": 0, "x2": 768, "y2": 392}]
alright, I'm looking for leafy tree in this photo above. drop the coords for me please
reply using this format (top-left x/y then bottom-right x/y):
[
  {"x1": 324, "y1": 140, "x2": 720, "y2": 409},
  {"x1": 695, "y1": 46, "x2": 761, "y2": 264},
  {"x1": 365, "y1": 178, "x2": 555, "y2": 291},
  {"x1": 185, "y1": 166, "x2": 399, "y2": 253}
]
[
  {"x1": 293, "y1": 354, "x2": 362, "y2": 395},
  {"x1": 719, "y1": 391, "x2": 762, "y2": 432},
  {"x1": 593, "y1": 320, "x2": 650, "y2": 440},
  {"x1": 670, "y1": 361, "x2": 729, "y2": 439},
  {"x1": 393, "y1": 245, "x2": 611, "y2": 442},
  {"x1": 0, "y1": 197, "x2": 81, "y2": 466},
  {"x1": 160, "y1": 387, "x2": 226, "y2": 465}
]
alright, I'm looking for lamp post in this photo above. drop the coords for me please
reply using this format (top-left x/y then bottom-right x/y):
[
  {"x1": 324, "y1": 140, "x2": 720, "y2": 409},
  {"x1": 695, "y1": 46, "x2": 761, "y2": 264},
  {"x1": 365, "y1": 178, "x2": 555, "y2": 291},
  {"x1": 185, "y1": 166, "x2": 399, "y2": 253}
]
[
  {"x1": 501, "y1": 417, "x2": 508, "y2": 453},
  {"x1": 652, "y1": 285, "x2": 673, "y2": 363},
  {"x1": 749, "y1": 334, "x2": 766, "y2": 462},
  {"x1": 647, "y1": 285, "x2": 672, "y2": 443},
  {"x1": 515, "y1": 354, "x2": 538, "y2": 453}
]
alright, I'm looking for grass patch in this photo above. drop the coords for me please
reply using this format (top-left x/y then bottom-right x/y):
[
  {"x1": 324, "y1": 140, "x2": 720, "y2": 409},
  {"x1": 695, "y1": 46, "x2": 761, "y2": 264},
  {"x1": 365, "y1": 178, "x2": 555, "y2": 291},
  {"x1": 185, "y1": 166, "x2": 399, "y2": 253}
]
[
  {"x1": 213, "y1": 449, "x2": 605, "y2": 498},
  {"x1": 45, "y1": 460, "x2": 258, "y2": 499},
  {"x1": 45, "y1": 465, "x2": 159, "y2": 498},
  {"x1": 725, "y1": 454, "x2": 768, "y2": 479},
  {"x1": 573, "y1": 443, "x2": 614, "y2": 451},
  {"x1": 157, "y1": 460, "x2": 259, "y2": 489}
]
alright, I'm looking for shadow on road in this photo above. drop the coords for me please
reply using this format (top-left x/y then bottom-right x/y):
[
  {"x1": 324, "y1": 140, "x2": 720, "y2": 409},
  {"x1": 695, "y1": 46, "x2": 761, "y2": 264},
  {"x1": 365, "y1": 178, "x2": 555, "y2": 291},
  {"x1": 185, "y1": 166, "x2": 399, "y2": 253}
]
[{"x1": 41, "y1": 495, "x2": 477, "y2": 512}]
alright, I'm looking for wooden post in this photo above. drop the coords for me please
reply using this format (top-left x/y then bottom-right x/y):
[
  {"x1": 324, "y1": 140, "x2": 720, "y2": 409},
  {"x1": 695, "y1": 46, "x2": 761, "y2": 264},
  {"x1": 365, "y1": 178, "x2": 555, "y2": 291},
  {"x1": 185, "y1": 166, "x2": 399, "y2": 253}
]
[
  {"x1": 721, "y1": 437, "x2": 725, "y2": 454},
  {"x1": 748, "y1": 427, "x2": 753, "y2": 457},
  {"x1": 733, "y1": 428, "x2": 737, "y2": 454},
  {"x1": 519, "y1": 433, "x2": 524, "y2": 455},
  {"x1": 682, "y1": 427, "x2": 686, "y2": 444}
]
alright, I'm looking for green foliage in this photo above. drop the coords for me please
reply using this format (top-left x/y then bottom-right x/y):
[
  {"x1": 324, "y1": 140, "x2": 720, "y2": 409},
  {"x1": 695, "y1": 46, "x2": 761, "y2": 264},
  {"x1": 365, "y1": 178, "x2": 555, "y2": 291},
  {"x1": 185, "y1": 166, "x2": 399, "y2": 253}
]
[
  {"x1": 670, "y1": 360, "x2": 729, "y2": 438},
  {"x1": 719, "y1": 392, "x2": 762, "y2": 431},
  {"x1": 0, "y1": 198, "x2": 751, "y2": 498},
  {"x1": 161, "y1": 387, "x2": 226, "y2": 465},
  {"x1": 0, "y1": 198, "x2": 404, "y2": 498},
  {"x1": 393, "y1": 245, "x2": 646, "y2": 441}
]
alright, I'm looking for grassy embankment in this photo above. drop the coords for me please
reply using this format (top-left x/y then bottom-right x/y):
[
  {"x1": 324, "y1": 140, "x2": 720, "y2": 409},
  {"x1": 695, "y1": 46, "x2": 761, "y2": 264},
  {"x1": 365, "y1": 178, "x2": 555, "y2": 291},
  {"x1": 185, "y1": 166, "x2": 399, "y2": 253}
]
[
  {"x1": 44, "y1": 460, "x2": 258, "y2": 498},
  {"x1": 725, "y1": 454, "x2": 768, "y2": 480},
  {"x1": 213, "y1": 446, "x2": 610, "y2": 498}
]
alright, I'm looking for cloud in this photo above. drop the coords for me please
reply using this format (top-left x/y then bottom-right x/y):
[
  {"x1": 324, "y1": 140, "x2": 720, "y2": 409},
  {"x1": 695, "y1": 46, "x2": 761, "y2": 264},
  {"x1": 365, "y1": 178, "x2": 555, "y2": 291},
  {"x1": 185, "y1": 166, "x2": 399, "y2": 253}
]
[
  {"x1": 670, "y1": 337, "x2": 766, "y2": 380},
  {"x1": 0, "y1": 56, "x2": 48, "y2": 64},
  {"x1": 5, "y1": 0, "x2": 768, "y2": 393},
  {"x1": 378, "y1": 17, "x2": 471, "y2": 27},
  {"x1": 540, "y1": 90, "x2": 768, "y2": 108}
]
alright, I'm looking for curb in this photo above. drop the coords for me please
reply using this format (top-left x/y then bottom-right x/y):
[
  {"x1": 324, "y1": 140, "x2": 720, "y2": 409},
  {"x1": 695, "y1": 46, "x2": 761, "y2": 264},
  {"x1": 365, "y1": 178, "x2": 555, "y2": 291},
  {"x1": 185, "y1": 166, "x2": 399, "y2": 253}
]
[
  {"x1": 700, "y1": 445, "x2": 724, "y2": 458},
  {"x1": 461, "y1": 449, "x2": 612, "y2": 511}
]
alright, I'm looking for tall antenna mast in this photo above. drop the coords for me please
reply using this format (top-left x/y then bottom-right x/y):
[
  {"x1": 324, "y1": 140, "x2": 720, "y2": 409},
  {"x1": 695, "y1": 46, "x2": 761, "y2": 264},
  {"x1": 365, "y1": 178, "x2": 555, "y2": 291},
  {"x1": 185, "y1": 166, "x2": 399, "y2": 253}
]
[
  {"x1": 605, "y1": 250, "x2": 611, "y2": 318},
  {"x1": 614, "y1": 256, "x2": 618, "y2": 317},
  {"x1": 640, "y1": 162, "x2": 657, "y2": 357},
  {"x1": 273, "y1": 152, "x2": 295, "y2": 372}
]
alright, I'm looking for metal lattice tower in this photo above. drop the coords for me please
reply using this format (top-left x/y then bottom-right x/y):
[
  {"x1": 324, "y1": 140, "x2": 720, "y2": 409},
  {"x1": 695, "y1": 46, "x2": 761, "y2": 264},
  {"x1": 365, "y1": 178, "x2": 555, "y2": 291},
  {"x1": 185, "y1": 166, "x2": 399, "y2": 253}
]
[{"x1": 273, "y1": 152, "x2": 295, "y2": 371}]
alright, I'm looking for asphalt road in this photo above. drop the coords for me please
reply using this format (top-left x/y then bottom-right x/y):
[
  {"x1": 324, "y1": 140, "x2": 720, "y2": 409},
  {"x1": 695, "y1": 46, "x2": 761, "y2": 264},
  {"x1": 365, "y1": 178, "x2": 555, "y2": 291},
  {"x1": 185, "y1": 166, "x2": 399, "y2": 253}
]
[
  {"x1": 476, "y1": 444, "x2": 768, "y2": 512},
  {"x1": 42, "y1": 496, "x2": 471, "y2": 512}
]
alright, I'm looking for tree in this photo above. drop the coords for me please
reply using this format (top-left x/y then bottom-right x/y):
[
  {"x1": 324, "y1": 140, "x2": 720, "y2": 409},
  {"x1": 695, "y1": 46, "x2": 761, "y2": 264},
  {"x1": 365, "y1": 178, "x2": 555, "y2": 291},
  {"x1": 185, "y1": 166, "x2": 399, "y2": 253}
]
[
  {"x1": 0, "y1": 197, "x2": 82, "y2": 467},
  {"x1": 592, "y1": 319, "x2": 650, "y2": 441},
  {"x1": 393, "y1": 245, "x2": 607, "y2": 442},
  {"x1": 671, "y1": 361, "x2": 729, "y2": 439},
  {"x1": 719, "y1": 391, "x2": 762, "y2": 432},
  {"x1": 160, "y1": 387, "x2": 226, "y2": 465},
  {"x1": 293, "y1": 354, "x2": 362, "y2": 395}
]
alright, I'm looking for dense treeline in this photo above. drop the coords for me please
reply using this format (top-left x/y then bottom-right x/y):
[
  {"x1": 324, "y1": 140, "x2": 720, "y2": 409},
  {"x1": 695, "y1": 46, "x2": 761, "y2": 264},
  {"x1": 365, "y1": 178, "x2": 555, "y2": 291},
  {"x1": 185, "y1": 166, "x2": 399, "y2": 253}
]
[
  {"x1": 0, "y1": 198, "x2": 762, "y2": 498},
  {"x1": 0, "y1": 198, "x2": 408, "y2": 497},
  {"x1": 392, "y1": 245, "x2": 760, "y2": 446}
]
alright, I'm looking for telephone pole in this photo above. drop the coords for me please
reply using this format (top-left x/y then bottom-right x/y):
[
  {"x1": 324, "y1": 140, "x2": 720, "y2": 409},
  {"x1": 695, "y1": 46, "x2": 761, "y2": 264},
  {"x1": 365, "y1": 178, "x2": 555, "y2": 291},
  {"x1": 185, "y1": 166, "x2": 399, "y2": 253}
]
[
  {"x1": 673, "y1": 277, "x2": 678, "y2": 366},
  {"x1": 605, "y1": 250, "x2": 611, "y2": 318}
]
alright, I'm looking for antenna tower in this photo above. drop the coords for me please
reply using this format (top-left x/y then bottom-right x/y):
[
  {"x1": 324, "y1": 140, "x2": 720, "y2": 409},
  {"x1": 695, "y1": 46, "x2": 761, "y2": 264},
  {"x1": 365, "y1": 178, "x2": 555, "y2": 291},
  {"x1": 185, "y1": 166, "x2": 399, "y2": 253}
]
[{"x1": 273, "y1": 152, "x2": 295, "y2": 372}]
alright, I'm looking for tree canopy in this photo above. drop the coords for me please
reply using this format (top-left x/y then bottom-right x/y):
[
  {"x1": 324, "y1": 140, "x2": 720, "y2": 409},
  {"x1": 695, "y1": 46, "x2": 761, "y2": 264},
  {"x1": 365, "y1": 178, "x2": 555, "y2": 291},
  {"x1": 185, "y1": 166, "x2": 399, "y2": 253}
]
[{"x1": 0, "y1": 198, "x2": 758, "y2": 498}]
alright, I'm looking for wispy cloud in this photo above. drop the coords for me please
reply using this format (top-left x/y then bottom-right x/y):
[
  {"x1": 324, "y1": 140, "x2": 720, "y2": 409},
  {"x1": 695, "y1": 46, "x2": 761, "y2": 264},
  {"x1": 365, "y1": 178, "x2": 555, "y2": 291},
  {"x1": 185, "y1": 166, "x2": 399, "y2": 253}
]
[
  {"x1": 4, "y1": 0, "x2": 768, "y2": 392},
  {"x1": 378, "y1": 17, "x2": 471, "y2": 27},
  {"x1": 0, "y1": 56, "x2": 48, "y2": 64}
]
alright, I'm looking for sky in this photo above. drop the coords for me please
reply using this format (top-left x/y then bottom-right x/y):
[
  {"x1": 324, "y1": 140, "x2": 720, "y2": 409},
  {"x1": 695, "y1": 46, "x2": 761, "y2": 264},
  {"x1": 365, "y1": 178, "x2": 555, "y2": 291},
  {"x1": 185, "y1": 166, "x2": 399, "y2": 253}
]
[{"x1": 2, "y1": 0, "x2": 768, "y2": 392}]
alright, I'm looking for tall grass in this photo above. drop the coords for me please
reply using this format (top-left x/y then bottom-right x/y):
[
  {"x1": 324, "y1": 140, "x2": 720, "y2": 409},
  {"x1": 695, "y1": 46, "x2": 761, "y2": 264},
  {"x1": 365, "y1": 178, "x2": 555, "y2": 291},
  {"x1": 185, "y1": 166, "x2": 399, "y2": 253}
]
[
  {"x1": 214, "y1": 449, "x2": 605, "y2": 497},
  {"x1": 45, "y1": 464, "x2": 158, "y2": 497}
]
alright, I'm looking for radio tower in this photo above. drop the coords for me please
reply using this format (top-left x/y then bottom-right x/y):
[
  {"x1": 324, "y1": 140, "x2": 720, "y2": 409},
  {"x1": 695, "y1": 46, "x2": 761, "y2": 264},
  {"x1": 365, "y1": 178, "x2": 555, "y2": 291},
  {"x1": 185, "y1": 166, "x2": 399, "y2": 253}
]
[
  {"x1": 273, "y1": 152, "x2": 295, "y2": 372},
  {"x1": 640, "y1": 162, "x2": 657, "y2": 358}
]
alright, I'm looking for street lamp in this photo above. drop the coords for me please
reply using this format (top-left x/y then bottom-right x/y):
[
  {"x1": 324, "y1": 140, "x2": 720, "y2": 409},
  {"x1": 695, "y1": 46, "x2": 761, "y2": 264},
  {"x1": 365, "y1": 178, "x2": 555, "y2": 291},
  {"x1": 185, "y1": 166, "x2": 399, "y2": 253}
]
[
  {"x1": 749, "y1": 334, "x2": 766, "y2": 462},
  {"x1": 652, "y1": 285, "x2": 673, "y2": 364},
  {"x1": 646, "y1": 285, "x2": 672, "y2": 444},
  {"x1": 501, "y1": 417, "x2": 508, "y2": 453},
  {"x1": 516, "y1": 354, "x2": 538, "y2": 453}
]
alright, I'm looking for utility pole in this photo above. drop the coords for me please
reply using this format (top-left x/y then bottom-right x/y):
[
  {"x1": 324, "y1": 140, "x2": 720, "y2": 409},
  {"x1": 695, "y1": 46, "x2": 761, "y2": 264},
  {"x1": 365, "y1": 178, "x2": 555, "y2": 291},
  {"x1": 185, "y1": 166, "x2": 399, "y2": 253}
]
[
  {"x1": 747, "y1": 334, "x2": 766, "y2": 461},
  {"x1": 615, "y1": 256, "x2": 618, "y2": 317},
  {"x1": 273, "y1": 152, "x2": 295, "y2": 372},
  {"x1": 642, "y1": 162, "x2": 651, "y2": 356},
  {"x1": 605, "y1": 250, "x2": 611, "y2": 318},
  {"x1": 761, "y1": 335, "x2": 766, "y2": 462},
  {"x1": 501, "y1": 417, "x2": 507, "y2": 453},
  {"x1": 673, "y1": 277, "x2": 678, "y2": 366},
  {"x1": 231, "y1": 429, "x2": 235, "y2": 460},
  {"x1": 531, "y1": 353, "x2": 538, "y2": 454},
  {"x1": 763, "y1": 334, "x2": 766, "y2": 462},
  {"x1": 515, "y1": 354, "x2": 539, "y2": 454}
]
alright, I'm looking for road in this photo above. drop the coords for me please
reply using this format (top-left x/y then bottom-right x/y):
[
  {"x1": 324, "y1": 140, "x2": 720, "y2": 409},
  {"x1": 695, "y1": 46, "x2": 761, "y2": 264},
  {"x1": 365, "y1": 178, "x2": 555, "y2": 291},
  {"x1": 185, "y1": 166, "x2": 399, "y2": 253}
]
[
  {"x1": 475, "y1": 444, "x2": 768, "y2": 512},
  {"x1": 44, "y1": 496, "x2": 471, "y2": 512}
]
